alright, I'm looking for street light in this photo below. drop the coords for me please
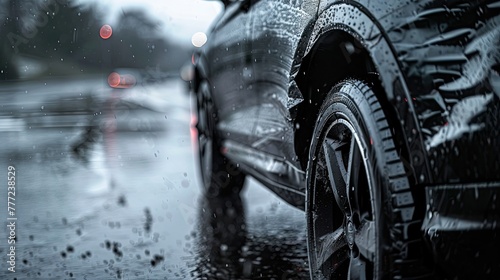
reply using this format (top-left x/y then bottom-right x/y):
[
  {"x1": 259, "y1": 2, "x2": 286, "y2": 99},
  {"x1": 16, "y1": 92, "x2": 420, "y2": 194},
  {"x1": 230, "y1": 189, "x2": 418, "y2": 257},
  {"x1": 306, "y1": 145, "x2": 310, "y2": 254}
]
[{"x1": 191, "y1": 32, "x2": 207, "y2": 48}]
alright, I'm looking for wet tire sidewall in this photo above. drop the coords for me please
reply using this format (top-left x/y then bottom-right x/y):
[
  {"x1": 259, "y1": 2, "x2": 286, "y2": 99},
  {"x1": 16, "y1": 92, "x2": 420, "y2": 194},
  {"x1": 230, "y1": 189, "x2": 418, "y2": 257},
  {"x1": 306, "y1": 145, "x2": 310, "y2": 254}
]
[{"x1": 306, "y1": 80, "x2": 402, "y2": 279}]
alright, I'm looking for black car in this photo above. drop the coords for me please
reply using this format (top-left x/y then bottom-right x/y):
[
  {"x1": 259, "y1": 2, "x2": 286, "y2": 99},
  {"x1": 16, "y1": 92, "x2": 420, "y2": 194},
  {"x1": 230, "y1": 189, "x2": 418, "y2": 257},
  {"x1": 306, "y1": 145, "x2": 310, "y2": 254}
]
[{"x1": 192, "y1": 0, "x2": 500, "y2": 279}]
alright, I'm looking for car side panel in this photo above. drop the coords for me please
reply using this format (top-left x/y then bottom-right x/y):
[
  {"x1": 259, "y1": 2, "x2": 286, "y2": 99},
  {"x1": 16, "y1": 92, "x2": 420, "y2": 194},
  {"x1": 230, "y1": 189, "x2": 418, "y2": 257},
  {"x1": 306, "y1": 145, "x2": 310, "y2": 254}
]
[
  {"x1": 210, "y1": 0, "x2": 319, "y2": 202},
  {"x1": 204, "y1": 2, "x2": 251, "y2": 114},
  {"x1": 217, "y1": 0, "x2": 317, "y2": 162}
]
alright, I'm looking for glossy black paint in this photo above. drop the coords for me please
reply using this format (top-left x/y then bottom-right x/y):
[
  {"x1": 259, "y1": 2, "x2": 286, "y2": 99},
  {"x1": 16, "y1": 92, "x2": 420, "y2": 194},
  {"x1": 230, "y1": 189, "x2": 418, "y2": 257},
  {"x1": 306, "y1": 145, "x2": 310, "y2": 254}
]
[
  {"x1": 194, "y1": 0, "x2": 500, "y2": 277},
  {"x1": 385, "y1": 0, "x2": 500, "y2": 184},
  {"x1": 195, "y1": 1, "x2": 500, "y2": 194},
  {"x1": 422, "y1": 182, "x2": 500, "y2": 278},
  {"x1": 197, "y1": 0, "x2": 319, "y2": 208}
]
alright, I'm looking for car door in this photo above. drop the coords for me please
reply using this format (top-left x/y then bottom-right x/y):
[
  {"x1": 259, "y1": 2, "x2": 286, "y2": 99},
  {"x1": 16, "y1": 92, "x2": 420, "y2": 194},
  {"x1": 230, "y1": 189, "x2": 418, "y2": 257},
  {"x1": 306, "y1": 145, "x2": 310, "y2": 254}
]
[{"x1": 218, "y1": 0, "x2": 319, "y2": 201}]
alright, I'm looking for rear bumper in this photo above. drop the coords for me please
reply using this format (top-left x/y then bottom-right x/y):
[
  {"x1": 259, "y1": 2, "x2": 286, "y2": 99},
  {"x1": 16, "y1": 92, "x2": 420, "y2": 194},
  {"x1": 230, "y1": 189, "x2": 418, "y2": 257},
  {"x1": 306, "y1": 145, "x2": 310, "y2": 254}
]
[{"x1": 422, "y1": 182, "x2": 500, "y2": 279}]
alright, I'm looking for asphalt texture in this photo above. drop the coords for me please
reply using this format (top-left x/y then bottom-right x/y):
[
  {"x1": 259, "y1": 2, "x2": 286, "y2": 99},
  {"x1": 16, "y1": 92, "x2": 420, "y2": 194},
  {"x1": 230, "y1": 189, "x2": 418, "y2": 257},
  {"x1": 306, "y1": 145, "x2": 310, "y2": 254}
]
[{"x1": 0, "y1": 76, "x2": 308, "y2": 279}]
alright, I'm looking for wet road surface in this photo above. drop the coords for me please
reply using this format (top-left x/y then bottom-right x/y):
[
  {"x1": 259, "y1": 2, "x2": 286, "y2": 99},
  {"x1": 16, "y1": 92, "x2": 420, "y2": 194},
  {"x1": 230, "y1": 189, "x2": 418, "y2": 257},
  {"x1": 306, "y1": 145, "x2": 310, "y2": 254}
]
[{"x1": 0, "y1": 77, "x2": 308, "y2": 279}]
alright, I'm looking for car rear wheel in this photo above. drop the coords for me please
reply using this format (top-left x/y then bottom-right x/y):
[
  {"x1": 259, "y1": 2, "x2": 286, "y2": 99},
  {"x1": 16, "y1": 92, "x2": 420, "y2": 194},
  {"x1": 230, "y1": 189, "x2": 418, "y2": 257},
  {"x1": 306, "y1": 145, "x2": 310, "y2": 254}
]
[
  {"x1": 306, "y1": 79, "x2": 422, "y2": 279},
  {"x1": 196, "y1": 80, "x2": 245, "y2": 197}
]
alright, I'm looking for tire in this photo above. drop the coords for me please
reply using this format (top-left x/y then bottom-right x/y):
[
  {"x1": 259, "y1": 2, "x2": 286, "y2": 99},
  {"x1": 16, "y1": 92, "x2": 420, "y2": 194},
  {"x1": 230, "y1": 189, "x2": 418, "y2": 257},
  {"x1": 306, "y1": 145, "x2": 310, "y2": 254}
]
[
  {"x1": 196, "y1": 80, "x2": 245, "y2": 197},
  {"x1": 306, "y1": 79, "x2": 425, "y2": 279}
]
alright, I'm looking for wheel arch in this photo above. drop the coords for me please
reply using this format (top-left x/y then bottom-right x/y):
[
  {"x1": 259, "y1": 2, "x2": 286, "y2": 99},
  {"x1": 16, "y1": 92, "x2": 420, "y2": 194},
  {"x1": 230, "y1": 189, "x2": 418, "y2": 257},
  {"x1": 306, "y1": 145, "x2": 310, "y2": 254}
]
[{"x1": 294, "y1": 2, "x2": 431, "y2": 187}]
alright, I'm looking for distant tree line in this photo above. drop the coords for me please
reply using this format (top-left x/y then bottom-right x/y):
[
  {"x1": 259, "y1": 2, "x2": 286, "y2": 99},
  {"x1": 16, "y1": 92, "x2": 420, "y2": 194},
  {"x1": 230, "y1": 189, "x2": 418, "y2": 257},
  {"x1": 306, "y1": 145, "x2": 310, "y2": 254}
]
[{"x1": 0, "y1": 0, "x2": 191, "y2": 80}]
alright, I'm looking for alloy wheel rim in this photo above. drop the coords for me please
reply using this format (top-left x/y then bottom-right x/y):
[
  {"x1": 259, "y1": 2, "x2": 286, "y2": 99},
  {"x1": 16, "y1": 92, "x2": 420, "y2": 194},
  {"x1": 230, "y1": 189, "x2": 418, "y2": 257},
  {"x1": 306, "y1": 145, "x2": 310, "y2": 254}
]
[{"x1": 311, "y1": 118, "x2": 377, "y2": 279}]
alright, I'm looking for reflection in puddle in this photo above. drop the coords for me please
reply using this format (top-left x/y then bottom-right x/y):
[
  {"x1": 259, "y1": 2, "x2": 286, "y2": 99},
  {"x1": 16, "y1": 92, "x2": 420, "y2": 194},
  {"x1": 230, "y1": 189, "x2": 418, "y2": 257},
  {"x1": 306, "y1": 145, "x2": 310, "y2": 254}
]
[{"x1": 192, "y1": 194, "x2": 309, "y2": 279}]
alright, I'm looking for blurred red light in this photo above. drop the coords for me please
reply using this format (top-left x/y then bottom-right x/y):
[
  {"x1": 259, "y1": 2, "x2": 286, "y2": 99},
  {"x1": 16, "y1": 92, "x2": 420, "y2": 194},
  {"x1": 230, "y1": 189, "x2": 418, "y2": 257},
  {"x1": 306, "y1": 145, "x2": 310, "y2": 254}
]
[
  {"x1": 108, "y1": 72, "x2": 120, "y2": 88},
  {"x1": 108, "y1": 72, "x2": 136, "y2": 89},
  {"x1": 100, "y1": 25, "x2": 113, "y2": 40},
  {"x1": 190, "y1": 113, "x2": 198, "y2": 152}
]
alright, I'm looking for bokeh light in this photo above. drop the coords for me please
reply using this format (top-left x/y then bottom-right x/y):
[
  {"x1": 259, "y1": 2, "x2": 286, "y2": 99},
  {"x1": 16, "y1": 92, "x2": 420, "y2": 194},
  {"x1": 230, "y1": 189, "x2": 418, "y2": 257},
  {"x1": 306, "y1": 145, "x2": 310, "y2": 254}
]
[
  {"x1": 108, "y1": 72, "x2": 136, "y2": 88},
  {"x1": 100, "y1": 24, "x2": 113, "y2": 40},
  {"x1": 107, "y1": 72, "x2": 121, "y2": 87},
  {"x1": 191, "y1": 32, "x2": 207, "y2": 48}
]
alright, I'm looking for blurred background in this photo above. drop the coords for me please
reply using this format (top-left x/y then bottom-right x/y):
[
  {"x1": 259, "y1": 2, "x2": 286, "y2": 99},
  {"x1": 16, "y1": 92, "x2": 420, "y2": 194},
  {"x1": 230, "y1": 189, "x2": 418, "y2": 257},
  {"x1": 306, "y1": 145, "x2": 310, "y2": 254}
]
[
  {"x1": 0, "y1": 0, "x2": 219, "y2": 80},
  {"x1": 0, "y1": 0, "x2": 308, "y2": 279}
]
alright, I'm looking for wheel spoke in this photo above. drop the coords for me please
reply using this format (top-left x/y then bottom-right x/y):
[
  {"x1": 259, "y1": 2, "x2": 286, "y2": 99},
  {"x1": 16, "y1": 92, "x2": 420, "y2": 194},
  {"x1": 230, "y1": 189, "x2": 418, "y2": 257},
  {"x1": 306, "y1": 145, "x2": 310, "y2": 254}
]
[
  {"x1": 348, "y1": 254, "x2": 368, "y2": 280},
  {"x1": 323, "y1": 139, "x2": 349, "y2": 214},
  {"x1": 347, "y1": 136, "x2": 362, "y2": 213},
  {"x1": 316, "y1": 227, "x2": 349, "y2": 271},
  {"x1": 347, "y1": 136, "x2": 361, "y2": 190},
  {"x1": 325, "y1": 138, "x2": 349, "y2": 182},
  {"x1": 355, "y1": 219, "x2": 376, "y2": 262}
]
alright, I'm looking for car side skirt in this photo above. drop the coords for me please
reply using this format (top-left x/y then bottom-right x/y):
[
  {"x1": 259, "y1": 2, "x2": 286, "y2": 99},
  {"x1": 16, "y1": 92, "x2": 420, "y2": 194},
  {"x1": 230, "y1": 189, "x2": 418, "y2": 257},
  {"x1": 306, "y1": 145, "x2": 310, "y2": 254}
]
[{"x1": 222, "y1": 139, "x2": 306, "y2": 209}]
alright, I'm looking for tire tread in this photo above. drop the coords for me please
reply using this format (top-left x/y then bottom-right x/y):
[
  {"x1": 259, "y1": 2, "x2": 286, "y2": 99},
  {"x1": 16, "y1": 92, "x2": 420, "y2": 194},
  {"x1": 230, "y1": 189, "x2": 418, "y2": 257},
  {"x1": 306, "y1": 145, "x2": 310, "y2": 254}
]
[{"x1": 333, "y1": 80, "x2": 431, "y2": 279}]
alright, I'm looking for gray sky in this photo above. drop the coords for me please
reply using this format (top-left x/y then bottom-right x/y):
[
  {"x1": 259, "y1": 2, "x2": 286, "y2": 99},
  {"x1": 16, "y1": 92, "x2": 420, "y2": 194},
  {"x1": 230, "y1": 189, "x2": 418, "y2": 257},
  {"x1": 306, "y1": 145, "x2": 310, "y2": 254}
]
[{"x1": 76, "y1": 0, "x2": 223, "y2": 44}]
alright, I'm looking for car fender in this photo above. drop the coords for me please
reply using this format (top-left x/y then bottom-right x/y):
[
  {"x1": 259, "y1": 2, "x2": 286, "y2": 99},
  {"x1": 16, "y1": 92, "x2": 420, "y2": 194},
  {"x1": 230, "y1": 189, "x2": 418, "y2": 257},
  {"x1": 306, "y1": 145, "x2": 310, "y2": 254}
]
[{"x1": 299, "y1": 1, "x2": 432, "y2": 185}]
